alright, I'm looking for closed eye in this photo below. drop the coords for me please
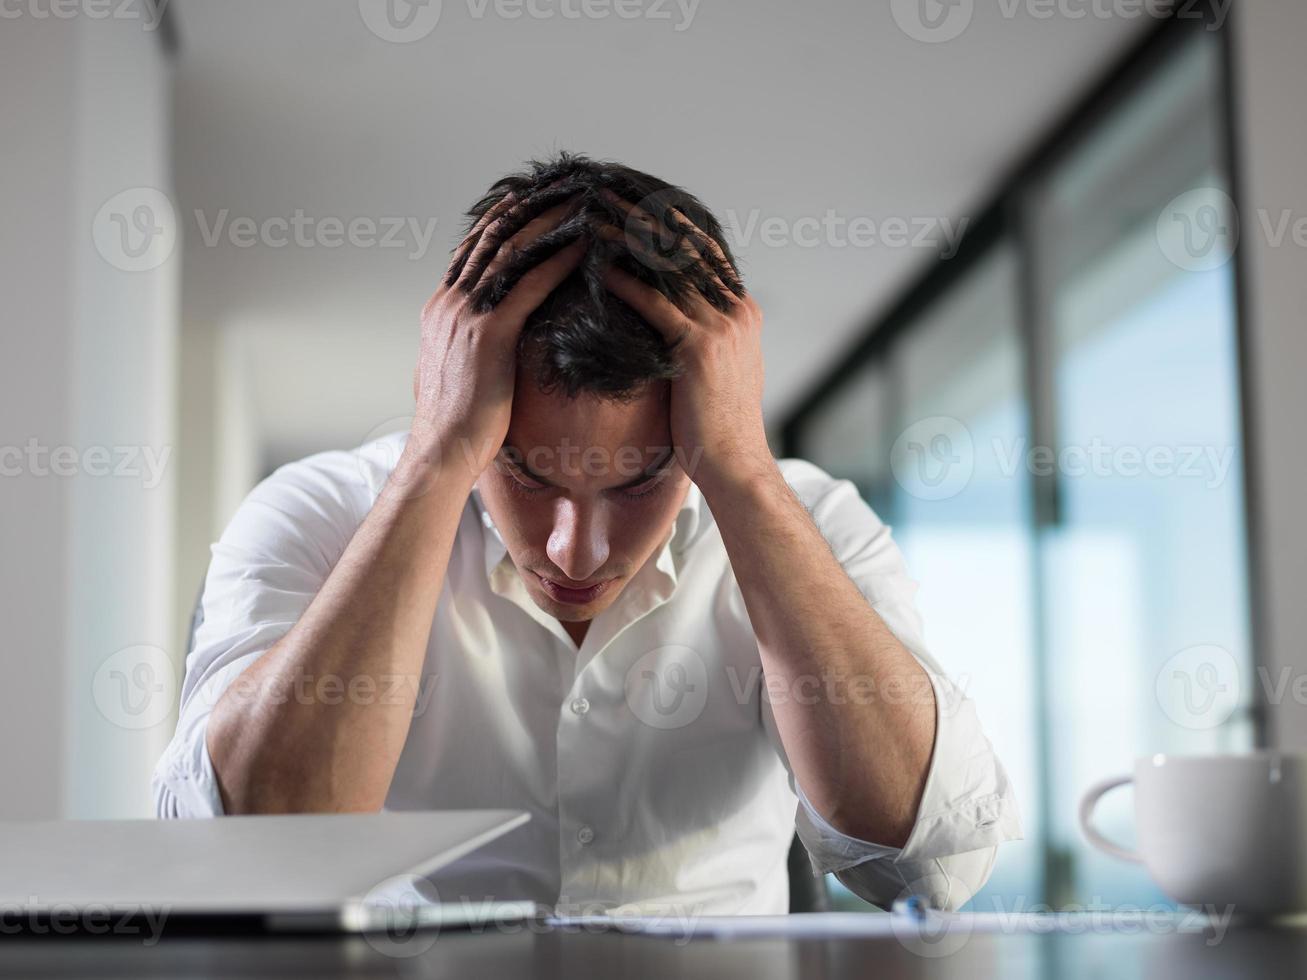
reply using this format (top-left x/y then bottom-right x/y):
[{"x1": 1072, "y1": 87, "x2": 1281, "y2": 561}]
[
  {"x1": 498, "y1": 455, "x2": 671, "y2": 500},
  {"x1": 616, "y1": 469, "x2": 671, "y2": 499},
  {"x1": 499, "y1": 461, "x2": 550, "y2": 497}
]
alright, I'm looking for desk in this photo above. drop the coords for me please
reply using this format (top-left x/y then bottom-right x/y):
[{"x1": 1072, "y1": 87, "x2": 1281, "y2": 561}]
[{"x1": 1, "y1": 917, "x2": 1302, "y2": 979}]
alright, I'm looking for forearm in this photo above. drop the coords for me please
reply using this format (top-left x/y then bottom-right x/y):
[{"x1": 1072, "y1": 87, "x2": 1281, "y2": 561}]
[
  {"x1": 207, "y1": 437, "x2": 474, "y2": 814},
  {"x1": 702, "y1": 461, "x2": 935, "y2": 846}
]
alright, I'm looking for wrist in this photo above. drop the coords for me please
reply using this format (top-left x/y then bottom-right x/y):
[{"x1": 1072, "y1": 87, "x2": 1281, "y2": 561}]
[
  {"x1": 693, "y1": 445, "x2": 784, "y2": 502},
  {"x1": 387, "y1": 428, "x2": 482, "y2": 502}
]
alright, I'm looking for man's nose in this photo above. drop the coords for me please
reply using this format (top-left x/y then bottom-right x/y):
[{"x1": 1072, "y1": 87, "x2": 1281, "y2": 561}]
[{"x1": 545, "y1": 498, "x2": 610, "y2": 584}]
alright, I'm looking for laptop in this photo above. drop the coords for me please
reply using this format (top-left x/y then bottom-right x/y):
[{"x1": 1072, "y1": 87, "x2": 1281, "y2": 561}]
[{"x1": 0, "y1": 809, "x2": 537, "y2": 935}]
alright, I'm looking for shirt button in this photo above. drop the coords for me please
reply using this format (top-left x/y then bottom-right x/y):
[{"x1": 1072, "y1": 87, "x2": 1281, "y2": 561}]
[
  {"x1": 570, "y1": 697, "x2": 590, "y2": 716},
  {"x1": 576, "y1": 825, "x2": 595, "y2": 845}
]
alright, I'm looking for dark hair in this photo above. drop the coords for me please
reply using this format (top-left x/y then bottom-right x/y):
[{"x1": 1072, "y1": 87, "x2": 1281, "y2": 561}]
[{"x1": 450, "y1": 152, "x2": 743, "y2": 400}]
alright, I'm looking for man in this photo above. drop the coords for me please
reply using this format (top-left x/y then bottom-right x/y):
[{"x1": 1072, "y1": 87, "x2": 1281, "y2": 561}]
[{"x1": 153, "y1": 153, "x2": 1020, "y2": 916}]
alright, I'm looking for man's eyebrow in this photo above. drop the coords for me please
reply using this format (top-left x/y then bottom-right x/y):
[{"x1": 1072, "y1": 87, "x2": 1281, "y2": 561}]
[{"x1": 499, "y1": 446, "x2": 675, "y2": 490}]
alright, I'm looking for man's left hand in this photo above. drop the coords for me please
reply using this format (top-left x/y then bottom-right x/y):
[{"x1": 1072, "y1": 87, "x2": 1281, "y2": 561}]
[{"x1": 600, "y1": 192, "x2": 772, "y2": 493}]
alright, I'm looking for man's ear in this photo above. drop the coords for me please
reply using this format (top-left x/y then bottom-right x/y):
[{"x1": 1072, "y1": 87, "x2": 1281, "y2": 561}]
[{"x1": 412, "y1": 365, "x2": 420, "y2": 403}]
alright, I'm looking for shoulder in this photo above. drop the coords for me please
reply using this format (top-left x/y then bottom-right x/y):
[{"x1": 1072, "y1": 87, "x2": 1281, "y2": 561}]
[
  {"x1": 775, "y1": 456, "x2": 846, "y2": 498},
  {"x1": 774, "y1": 457, "x2": 908, "y2": 579},
  {"x1": 255, "y1": 430, "x2": 406, "y2": 502},
  {"x1": 689, "y1": 457, "x2": 893, "y2": 561},
  {"x1": 217, "y1": 431, "x2": 410, "y2": 566},
  {"x1": 774, "y1": 457, "x2": 887, "y2": 528}
]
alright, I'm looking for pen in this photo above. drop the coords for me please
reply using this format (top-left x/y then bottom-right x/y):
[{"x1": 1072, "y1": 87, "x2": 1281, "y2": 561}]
[{"x1": 892, "y1": 895, "x2": 928, "y2": 922}]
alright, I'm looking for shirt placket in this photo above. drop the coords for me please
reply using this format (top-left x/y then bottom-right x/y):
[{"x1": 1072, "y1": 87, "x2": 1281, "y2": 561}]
[
  {"x1": 474, "y1": 491, "x2": 695, "y2": 910},
  {"x1": 552, "y1": 539, "x2": 682, "y2": 911}
]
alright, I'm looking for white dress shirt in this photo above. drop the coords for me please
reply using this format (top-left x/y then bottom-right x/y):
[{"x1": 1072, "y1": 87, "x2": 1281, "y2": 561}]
[{"x1": 153, "y1": 431, "x2": 1021, "y2": 915}]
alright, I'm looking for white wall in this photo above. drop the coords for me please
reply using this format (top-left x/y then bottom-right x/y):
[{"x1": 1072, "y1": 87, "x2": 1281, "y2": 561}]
[
  {"x1": 214, "y1": 323, "x2": 264, "y2": 531},
  {"x1": 1231, "y1": 1, "x2": 1307, "y2": 750},
  {"x1": 0, "y1": 14, "x2": 178, "y2": 819},
  {"x1": 0, "y1": 17, "x2": 78, "y2": 820}
]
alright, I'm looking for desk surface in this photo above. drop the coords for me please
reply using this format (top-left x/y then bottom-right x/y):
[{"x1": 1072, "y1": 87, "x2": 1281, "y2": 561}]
[{"x1": 1, "y1": 919, "x2": 1302, "y2": 979}]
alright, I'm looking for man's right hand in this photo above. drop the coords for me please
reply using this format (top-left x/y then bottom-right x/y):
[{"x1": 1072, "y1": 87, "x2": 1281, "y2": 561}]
[
  {"x1": 207, "y1": 189, "x2": 588, "y2": 815},
  {"x1": 408, "y1": 192, "x2": 585, "y2": 485}
]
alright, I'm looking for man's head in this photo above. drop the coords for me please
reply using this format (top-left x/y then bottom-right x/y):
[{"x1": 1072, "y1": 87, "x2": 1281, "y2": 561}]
[{"x1": 465, "y1": 152, "x2": 739, "y2": 630}]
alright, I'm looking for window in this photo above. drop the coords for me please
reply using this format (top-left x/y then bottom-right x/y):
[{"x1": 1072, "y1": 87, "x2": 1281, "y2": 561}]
[
  {"x1": 1031, "y1": 26, "x2": 1251, "y2": 906},
  {"x1": 885, "y1": 244, "x2": 1042, "y2": 906},
  {"x1": 783, "y1": 17, "x2": 1251, "y2": 909}
]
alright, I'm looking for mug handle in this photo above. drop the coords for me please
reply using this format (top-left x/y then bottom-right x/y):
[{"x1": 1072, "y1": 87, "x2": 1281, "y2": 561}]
[{"x1": 1078, "y1": 775, "x2": 1143, "y2": 864}]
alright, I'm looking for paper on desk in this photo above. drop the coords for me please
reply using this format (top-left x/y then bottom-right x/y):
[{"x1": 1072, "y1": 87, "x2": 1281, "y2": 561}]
[
  {"x1": 545, "y1": 912, "x2": 898, "y2": 939},
  {"x1": 542, "y1": 910, "x2": 1234, "y2": 942}
]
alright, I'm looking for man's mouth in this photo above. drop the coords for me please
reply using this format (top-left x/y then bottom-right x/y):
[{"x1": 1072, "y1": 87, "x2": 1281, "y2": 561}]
[{"x1": 534, "y1": 572, "x2": 616, "y2": 605}]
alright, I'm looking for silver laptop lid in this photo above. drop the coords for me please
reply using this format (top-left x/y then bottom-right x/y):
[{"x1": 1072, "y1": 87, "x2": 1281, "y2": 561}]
[{"x1": 0, "y1": 809, "x2": 529, "y2": 916}]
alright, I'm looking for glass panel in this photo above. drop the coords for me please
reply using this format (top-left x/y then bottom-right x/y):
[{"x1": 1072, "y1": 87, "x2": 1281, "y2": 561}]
[
  {"x1": 788, "y1": 25, "x2": 1249, "y2": 915},
  {"x1": 887, "y1": 244, "x2": 1042, "y2": 906},
  {"x1": 1032, "y1": 29, "x2": 1252, "y2": 906},
  {"x1": 795, "y1": 243, "x2": 1041, "y2": 909},
  {"x1": 798, "y1": 360, "x2": 894, "y2": 520}
]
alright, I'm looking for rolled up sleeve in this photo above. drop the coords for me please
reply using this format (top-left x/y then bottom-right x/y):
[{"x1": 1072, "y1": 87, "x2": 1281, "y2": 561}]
[
  {"x1": 152, "y1": 447, "x2": 369, "y2": 818},
  {"x1": 153, "y1": 650, "x2": 262, "y2": 818},
  {"x1": 764, "y1": 461, "x2": 1023, "y2": 910}
]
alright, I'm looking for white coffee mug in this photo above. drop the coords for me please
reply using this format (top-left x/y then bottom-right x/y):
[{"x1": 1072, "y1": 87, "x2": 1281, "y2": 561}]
[{"x1": 1079, "y1": 751, "x2": 1307, "y2": 915}]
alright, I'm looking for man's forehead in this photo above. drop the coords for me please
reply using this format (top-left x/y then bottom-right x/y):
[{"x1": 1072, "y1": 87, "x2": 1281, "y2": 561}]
[{"x1": 506, "y1": 379, "x2": 672, "y2": 453}]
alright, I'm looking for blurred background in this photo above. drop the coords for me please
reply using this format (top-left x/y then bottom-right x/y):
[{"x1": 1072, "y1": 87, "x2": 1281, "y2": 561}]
[{"x1": 2, "y1": 0, "x2": 1304, "y2": 913}]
